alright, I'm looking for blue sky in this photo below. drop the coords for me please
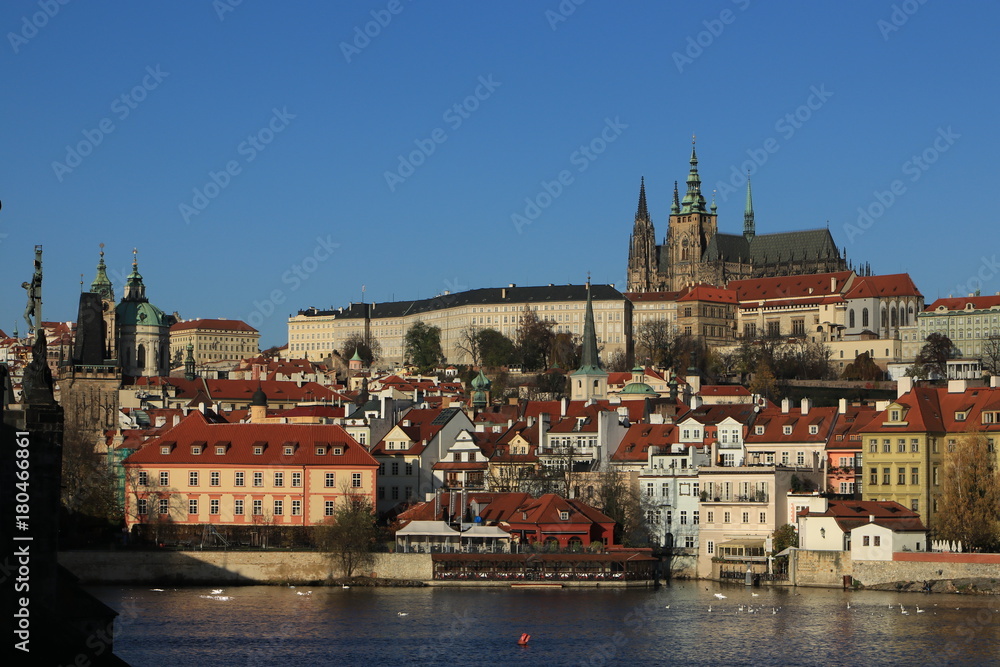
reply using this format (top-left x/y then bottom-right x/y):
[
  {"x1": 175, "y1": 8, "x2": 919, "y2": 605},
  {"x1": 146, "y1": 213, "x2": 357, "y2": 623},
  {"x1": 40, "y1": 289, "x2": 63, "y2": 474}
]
[{"x1": 2, "y1": 1, "x2": 999, "y2": 347}]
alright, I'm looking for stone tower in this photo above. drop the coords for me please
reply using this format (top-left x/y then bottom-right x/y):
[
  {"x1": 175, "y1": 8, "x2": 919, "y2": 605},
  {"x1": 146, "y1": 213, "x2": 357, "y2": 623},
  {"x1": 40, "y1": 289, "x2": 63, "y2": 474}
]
[{"x1": 665, "y1": 138, "x2": 718, "y2": 290}]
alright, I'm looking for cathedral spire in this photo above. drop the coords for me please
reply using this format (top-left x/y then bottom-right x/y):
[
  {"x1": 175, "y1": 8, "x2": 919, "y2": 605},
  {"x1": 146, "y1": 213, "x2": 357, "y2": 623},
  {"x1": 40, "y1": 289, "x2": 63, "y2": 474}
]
[
  {"x1": 743, "y1": 175, "x2": 756, "y2": 239},
  {"x1": 636, "y1": 176, "x2": 649, "y2": 221},
  {"x1": 671, "y1": 180, "x2": 680, "y2": 214},
  {"x1": 123, "y1": 247, "x2": 147, "y2": 302},
  {"x1": 680, "y1": 136, "x2": 706, "y2": 214}
]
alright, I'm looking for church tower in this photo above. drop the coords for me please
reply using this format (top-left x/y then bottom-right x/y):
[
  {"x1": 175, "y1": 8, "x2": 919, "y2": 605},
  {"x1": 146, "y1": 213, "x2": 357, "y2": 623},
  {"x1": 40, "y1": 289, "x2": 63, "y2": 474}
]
[
  {"x1": 116, "y1": 249, "x2": 170, "y2": 378},
  {"x1": 570, "y1": 280, "x2": 607, "y2": 401},
  {"x1": 90, "y1": 243, "x2": 117, "y2": 360},
  {"x1": 626, "y1": 177, "x2": 660, "y2": 292},
  {"x1": 665, "y1": 138, "x2": 718, "y2": 290}
]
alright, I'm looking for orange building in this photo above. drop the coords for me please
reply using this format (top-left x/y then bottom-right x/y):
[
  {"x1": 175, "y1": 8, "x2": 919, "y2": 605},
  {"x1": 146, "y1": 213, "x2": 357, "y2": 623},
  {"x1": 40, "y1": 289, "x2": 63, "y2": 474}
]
[{"x1": 123, "y1": 410, "x2": 378, "y2": 531}]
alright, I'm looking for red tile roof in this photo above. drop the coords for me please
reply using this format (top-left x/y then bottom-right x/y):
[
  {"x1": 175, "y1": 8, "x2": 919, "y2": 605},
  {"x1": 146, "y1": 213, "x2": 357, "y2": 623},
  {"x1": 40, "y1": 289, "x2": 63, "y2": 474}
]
[
  {"x1": 843, "y1": 274, "x2": 921, "y2": 299},
  {"x1": 698, "y1": 385, "x2": 751, "y2": 397},
  {"x1": 746, "y1": 406, "x2": 838, "y2": 443},
  {"x1": 124, "y1": 411, "x2": 376, "y2": 467},
  {"x1": 169, "y1": 318, "x2": 258, "y2": 333},
  {"x1": 730, "y1": 271, "x2": 854, "y2": 302},
  {"x1": 612, "y1": 424, "x2": 678, "y2": 462},
  {"x1": 800, "y1": 499, "x2": 926, "y2": 533},
  {"x1": 924, "y1": 294, "x2": 1000, "y2": 312},
  {"x1": 676, "y1": 284, "x2": 737, "y2": 303}
]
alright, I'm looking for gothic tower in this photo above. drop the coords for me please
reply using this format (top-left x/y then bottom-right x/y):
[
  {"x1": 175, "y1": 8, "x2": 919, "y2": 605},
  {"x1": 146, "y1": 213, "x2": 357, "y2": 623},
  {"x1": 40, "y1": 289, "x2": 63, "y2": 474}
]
[
  {"x1": 626, "y1": 177, "x2": 660, "y2": 292},
  {"x1": 570, "y1": 280, "x2": 608, "y2": 401},
  {"x1": 90, "y1": 243, "x2": 117, "y2": 360},
  {"x1": 665, "y1": 138, "x2": 718, "y2": 290}
]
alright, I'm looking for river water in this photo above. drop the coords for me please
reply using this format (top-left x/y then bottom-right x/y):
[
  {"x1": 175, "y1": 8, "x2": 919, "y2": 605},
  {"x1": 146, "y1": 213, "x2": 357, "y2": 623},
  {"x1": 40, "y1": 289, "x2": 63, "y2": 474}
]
[{"x1": 89, "y1": 581, "x2": 1000, "y2": 666}]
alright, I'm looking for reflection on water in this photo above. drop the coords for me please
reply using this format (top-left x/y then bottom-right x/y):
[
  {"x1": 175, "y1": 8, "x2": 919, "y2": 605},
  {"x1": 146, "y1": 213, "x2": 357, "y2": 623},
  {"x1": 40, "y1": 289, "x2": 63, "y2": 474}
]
[{"x1": 89, "y1": 581, "x2": 1000, "y2": 666}]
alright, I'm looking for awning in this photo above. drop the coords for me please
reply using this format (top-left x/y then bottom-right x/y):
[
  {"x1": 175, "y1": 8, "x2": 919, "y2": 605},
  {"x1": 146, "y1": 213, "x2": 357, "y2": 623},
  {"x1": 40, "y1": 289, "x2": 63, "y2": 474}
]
[
  {"x1": 396, "y1": 521, "x2": 461, "y2": 537},
  {"x1": 718, "y1": 539, "x2": 766, "y2": 548}
]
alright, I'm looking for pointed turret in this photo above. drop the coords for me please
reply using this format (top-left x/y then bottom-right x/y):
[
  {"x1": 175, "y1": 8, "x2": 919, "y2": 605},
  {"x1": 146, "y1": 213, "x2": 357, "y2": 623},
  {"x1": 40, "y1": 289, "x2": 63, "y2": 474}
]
[
  {"x1": 743, "y1": 175, "x2": 756, "y2": 239},
  {"x1": 636, "y1": 176, "x2": 649, "y2": 221},
  {"x1": 90, "y1": 243, "x2": 114, "y2": 301},
  {"x1": 680, "y1": 137, "x2": 707, "y2": 214},
  {"x1": 671, "y1": 180, "x2": 680, "y2": 214},
  {"x1": 571, "y1": 280, "x2": 607, "y2": 401},
  {"x1": 123, "y1": 248, "x2": 146, "y2": 302},
  {"x1": 184, "y1": 343, "x2": 196, "y2": 380}
]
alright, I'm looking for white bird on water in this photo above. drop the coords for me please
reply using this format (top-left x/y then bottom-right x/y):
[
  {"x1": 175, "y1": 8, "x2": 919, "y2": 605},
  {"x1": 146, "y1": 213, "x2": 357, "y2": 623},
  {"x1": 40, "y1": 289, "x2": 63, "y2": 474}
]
[
  {"x1": 211, "y1": 589, "x2": 224, "y2": 595},
  {"x1": 150, "y1": 589, "x2": 164, "y2": 592},
  {"x1": 398, "y1": 612, "x2": 409, "y2": 617},
  {"x1": 708, "y1": 605, "x2": 713, "y2": 613},
  {"x1": 751, "y1": 593, "x2": 759, "y2": 597},
  {"x1": 664, "y1": 605, "x2": 670, "y2": 609},
  {"x1": 342, "y1": 584, "x2": 350, "y2": 589},
  {"x1": 847, "y1": 602, "x2": 851, "y2": 610},
  {"x1": 714, "y1": 593, "x2": 727, "y2": 599}
]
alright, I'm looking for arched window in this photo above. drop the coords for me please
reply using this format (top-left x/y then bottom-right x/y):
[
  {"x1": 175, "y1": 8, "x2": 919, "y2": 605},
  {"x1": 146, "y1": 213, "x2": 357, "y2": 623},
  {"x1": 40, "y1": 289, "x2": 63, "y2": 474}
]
[
  {"x1": 136, "y1": 344, "x2": 146, "y2": 370},
  {"x1": 849, "y1": 310, "x2": 856, "y2": 328},
  {"x1": 891, "y1": 308, "x2": 897, "y2": 328},
  {"x1": 862, "y1": 308, "x2": 869, "y2": 328},
  {"x1": 881, "y1": 307, "x2": 888, "y2": 329}
]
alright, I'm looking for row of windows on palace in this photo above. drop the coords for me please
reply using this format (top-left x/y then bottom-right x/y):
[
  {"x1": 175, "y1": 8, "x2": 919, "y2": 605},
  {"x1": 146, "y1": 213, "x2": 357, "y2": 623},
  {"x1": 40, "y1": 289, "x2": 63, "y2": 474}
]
[
  {"x1": 866, "y1": 436, "x2": 998, "y2": 454},
  {"x1": 137, "y1": 497, "x2": 327, "y2": 518},
  {"x1": 137, "y1": 469, "x2": 363, "y2": 489}
]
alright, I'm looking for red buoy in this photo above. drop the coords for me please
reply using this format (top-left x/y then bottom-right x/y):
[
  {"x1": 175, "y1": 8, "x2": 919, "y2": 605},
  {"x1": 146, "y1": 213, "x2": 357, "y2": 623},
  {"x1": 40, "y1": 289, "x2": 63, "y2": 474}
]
[{"x1": 518, "y1": 633, "x2": 531, "y2": 646}]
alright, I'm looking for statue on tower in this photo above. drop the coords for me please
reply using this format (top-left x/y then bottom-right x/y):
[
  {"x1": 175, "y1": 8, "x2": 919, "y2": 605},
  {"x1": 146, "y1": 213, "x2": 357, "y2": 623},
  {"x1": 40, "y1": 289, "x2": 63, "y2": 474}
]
[{"x1": 22, "y1": 245, "x2": 43, "y2": 335}]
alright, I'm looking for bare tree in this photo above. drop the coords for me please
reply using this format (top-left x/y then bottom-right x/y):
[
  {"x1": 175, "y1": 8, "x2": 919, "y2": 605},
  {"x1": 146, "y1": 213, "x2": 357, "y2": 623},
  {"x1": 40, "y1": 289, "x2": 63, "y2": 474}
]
[
  {"x1": 455, "y1": 325, "x2": 483, "y2": 367},
  {"x1": 633, "y1": 318, "x2": 675, "y2": 368},
  {"x1": 982, "y1": 334, "x2": 1000, "y2": 376},
  {"x1": 313, "y1": 491, "x2": 379, "y2": 579},
  {"x1": 937, "y1": 432, "x2": 1000, "y2": 552}
]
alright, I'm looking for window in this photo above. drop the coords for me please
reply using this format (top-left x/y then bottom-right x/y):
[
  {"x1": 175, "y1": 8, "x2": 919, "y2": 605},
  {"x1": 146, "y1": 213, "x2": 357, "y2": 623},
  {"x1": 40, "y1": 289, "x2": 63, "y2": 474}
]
[
  {"x1": 352, "y1": 473, "x2": 362, "y2": 488},
  {"x1": 882, "y1": 440, "x2": 891, "y2": 453},
  {"x1": 137, "y1": 498, "x2": 147, "y2": 515},
  {"x1": 291, "y1": 500, "x2": 301, "y2": 516},
  {"x1": 405, "y1": 463, "x2": 413, "y2": 476},
  {"x1": 292, "y1": 472, "x2": 302, "y2": 487},
  {"x1": 796, "y1": 451, "x2": 805, "y2": 466},
  {"x1": 210, "y1": 499, "x2": 219, "y2": 515},
  {"x1": 235, "y1": 471, "x2": 245, "y2": 487},
  {"x1": 707, "y1": 541, "x2": 714, "y2": 555},
  {"x1": 159, "y1": 498, "x2": 168, "y2": 515},
  {"x1": 781, "y1": 452, "x2": 789, "y2": 465},
  {"x1": 742, "y1": 511, "x2": 749, "y2": 524},
  {"x1": 283, "y1": 446, "x2": 294, "y2": 456},
  {"x1": 680, "y1": 511, "x2": 688, "y2": 525},
  {"x1": 324, "y1": 500, "x2": 335, "y2": 516},
  {"x1": 911, "y1": 439, "x2": 919, "y2": 452},
  {"x1": 783, "y1": 426, "x2": 793, "y2": 436},
  {"x1": 215, "y1": 446, "x2": 226, "y2": 455},
  {"x1": 898, "y1": 440, "x2": 906, "y2": 453},
  {"x1": 138, "y1": 471, "x2": 148, "y2": 486},
  {"x1": 839, "y1": 482, "x2": 855, "y2": 494},
  {"x1": 378, "y1": 487, "x2": 385, "y2": 499},
  {"x1": 234, "y1": 499, "x2": 244, "y2": 515},
  {"x1": 809, "y1": 425, "x2": 818, "y2": 435},
  {"x1": 159, "y1": 471, "x2": 169, "y2": 486},
  {"x1": 685, "y1": 536, "x2": 696, "y2": 548},
  {"x1": 756, "y1": 426, "x2": 765, "y2": 435},
  {"x1": 646, "y1": 483, "x2": 654, "y2": 497},
  {"x1": 883, "y1": 468, "x2": 891, "y2": 485},
  {"x1": 188, "y1": 499, "x2": 198, "y2": 514},
  {"x1": 759, "y1": 511, "x2": 767, "y2": 523},
  {"x1": 693, "y1": 511, "x2": 700, "y2": 525},
  {"x1": 189, "y1": 471, "x2": 199, "y2": 487},
  {"x1": 391, "y1": 462, "x2": 399, "y2": 476},
  {"x1": 252, "y1": 500, "x2": 263, "y2": 516},
  {"x1": 707, "y1": 511, "x2": 714, "y2": 523},
  {"x1": 869, "y1": 440, "x2": 877, "y2": 454},
  {"x1": 560, "y1": 511, "x2": 569, "y2": 521},
  {"x1": 273, "y1": 500, "x2": 283, "y2": 516},
  {"x1": 160, "y1": 446, "x2": 170, "y2": 455},
  {"x1": 863, "y1": 535, "x2": 870, "y2": 547},
  {"x1": 873, "y1": 536, "x2": 881, "y2": 547},
  {"x1": 210, "y1": 471, "x2": 220, "y2": 487},
  {"x1": 316, "y1": 447, "x2": 326, "y2": 456},
  {"x1": 911, "y1": 499, "x2": 919, "y2": 512},
  {"x1": 898, "y1": 467, "x2": 906, "y2": 485},
  {"x1": 325, "y1": 472, "x2": 336, "y2": 488},
  {"x1": 253, "y1": 472, "x2": 264, "y2": 487},
  {"x1": 391, "y1": 487, "x2": 399, "y2": 500},
  {"x1": 723, "y1": 512, "x2": 731, "y2": 524},
  {"x1": 666, "y1": 511, "x2": 672, "y2": 525},
  {"x1": 274, "y1": 472, "x2": 284, "y2": 487},
  {"x1": 333, "y1": 447, "x2": 343, "y2": 456},
  {"x1": 253, "y1": 446, "x2": 263, "y2": 455},
  {"x1": 933, "y1": 466, "x2": 939, "y2": 486},
  {"x1": 911, "y1": 468, "x2": 919, "y2": 485},
  {"x1": 947, "y1": 439, "x2": 956, "y2": 452}
]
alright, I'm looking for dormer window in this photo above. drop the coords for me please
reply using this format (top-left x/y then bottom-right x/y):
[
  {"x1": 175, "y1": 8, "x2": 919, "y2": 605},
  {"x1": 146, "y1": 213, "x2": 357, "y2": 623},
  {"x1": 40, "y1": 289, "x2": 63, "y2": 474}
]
[
  {"x1": 955, "y1": 411, "x2": 967, "y2": 422},
  {"x1": 283, "y1": 446, "x2": 294, "y2": 456},
  {"x1": 783, "y1": 426, "x2": 792, "y2": 435},
  {"x1": 160, "y1": 446, "x2": 170, "y2": 455},
  {"x1": 191, "y1": 445, "x2": 202, "y2": 455},
  {"x1": 215, "y1": 446, "x2": 226, "y2": 455},
  {"x1": 316, "y1": 446, "x2": 326, "y2": 456},
  {"x1": 253, "y1": 446, "x2": 264, "y2": 455},
  {"x1": 755, "y1": 426, "x2": 765, "y2": 435},
  {"x1": 890, "y1": 410, "x2": 900, "y2": 421},
  {"x1": 560, "y1": 511, "x2": 569, "y2": 521},
  {"x1": 809, "y1": 425, "x2": 819, "y2": 435},
  {"x1": 333, "y1": 447, "x2": 343, "y2": 456}
]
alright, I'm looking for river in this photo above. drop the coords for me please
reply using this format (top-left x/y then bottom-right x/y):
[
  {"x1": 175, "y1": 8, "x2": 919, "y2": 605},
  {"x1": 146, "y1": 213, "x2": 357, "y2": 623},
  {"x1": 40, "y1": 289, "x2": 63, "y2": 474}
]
[{"x1": 89, "y1": 581, "x2": 1000, "y2": 666}]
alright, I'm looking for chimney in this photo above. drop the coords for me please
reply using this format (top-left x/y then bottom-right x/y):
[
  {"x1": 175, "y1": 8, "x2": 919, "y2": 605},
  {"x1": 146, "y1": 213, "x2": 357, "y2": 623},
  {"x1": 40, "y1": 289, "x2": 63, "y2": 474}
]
[
  {"x1": 869, "y1": 515, "x2": 875, "y2": 524},
  {"x1": 561, "y1": 397, "x2": 568, "y2": 417},
  {"x1": 801, "y1": 397, "x2": 811, "y2": 415},
  {"x1": 690, "y1": 395, "x2": 703, "y2": 409},
  {"x1": 992, "y1": 376, "x2": 1000, "y2": 389},
  {"x1": 947, "y1": 379, "x2": 967, "y2": 394},
  {"x1": 896, "y1": 376, "x2": 913, "y2": 398},
  {"x1": 198, "y1": 402, "x2": 206, "y2": 414},
  {"x1": 838, "y1": 398, "x2": 847, "y2": 415},
  {"x1": 781, "y1": 398, "x2": 790, "y2": 413},
  {"x1": 539, "y1": 413, "x2": 550, "y2": 444},
  {"x1": 830, "y1": 276, "x2": 837, "y2": 293}
]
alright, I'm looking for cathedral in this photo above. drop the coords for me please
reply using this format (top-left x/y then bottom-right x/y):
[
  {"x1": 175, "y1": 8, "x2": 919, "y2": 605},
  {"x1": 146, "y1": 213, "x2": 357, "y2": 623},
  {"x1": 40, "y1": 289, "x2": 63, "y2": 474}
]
[{"x1": 626, "y1": 141, "x2": 849, "y2": 293}]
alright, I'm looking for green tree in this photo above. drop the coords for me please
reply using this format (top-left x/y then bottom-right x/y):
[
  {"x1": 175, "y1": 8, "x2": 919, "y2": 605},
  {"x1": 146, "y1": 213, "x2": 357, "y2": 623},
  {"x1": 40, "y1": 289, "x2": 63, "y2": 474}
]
[
  {"x1": 404, "y1": 320, "x2": 443, "y2": 371},
  {"x1": 914, "y1": 332, "x2": 956, "y2": 379},
  {"x1": 314, "y1": 493, "x2": 379, "y2": 578},
  {"x1": 771, "y1": 524, "x2": 799, "y2": 555},
  {"x1": 937, "y1": 433, "x2": 1000, "y2": 552},
  {"x1": 479, "y1": 328, "x2": 516, "y2": 368},
  {"x1": 342, "y1": 331, "x2": 382, "y2": 367}
]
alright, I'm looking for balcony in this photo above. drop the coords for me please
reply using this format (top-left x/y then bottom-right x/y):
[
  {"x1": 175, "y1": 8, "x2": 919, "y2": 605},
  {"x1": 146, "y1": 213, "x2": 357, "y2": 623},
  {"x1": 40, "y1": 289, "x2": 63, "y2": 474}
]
[{"x1": 701, "y1": 493, "x2": 769, "y2": 504}]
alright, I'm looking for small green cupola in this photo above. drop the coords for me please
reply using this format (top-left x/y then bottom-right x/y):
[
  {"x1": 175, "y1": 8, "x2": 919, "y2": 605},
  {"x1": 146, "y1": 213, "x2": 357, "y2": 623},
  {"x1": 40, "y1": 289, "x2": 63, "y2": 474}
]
[
  {"x1": 90, "y1": 243, "x2": 114, "y2": 301},
  {"x1": 471, "y1": 370, "x2": 491, "y2": 410}
]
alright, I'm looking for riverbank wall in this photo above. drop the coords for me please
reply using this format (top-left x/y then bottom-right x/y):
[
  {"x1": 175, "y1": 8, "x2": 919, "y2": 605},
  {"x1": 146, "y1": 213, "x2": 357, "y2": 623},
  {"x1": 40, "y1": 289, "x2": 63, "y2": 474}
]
[{"x1": 59, "y1": 550, "x2": 433, "y2": 585}]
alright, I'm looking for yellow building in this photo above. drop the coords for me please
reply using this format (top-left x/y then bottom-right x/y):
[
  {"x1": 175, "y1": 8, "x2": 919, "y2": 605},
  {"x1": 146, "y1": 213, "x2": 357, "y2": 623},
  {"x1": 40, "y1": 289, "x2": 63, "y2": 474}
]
[{"x1": 169, "y1": 318, "x2": 259, "y2": 367}]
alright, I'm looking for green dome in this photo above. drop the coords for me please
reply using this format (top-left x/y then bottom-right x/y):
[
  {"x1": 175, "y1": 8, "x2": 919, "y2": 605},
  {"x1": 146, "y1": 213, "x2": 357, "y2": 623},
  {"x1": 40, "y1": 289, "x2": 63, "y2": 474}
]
[
  {"x1": 115, "y1": 300, "x2": 167, "y2": 327},
  {"x1": 621, "y1": 381, "x2": 657, "y2": 395},
  {"x1": 471, "y1": 370, "x2": 491, "y2": 391}
]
